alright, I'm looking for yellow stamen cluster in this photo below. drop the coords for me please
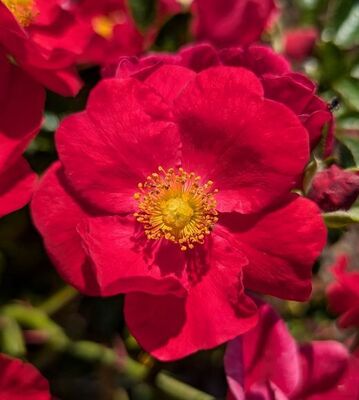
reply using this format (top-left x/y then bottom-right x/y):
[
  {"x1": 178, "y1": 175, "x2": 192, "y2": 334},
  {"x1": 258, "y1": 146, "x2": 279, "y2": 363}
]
[
  {"x1": 134, "y1": 167, "x2": 219, "y2": 251},
  {"x1": 2, "y1": 0, "x2": 37, "y2": 26},
  {"x1": 92, "y1": 12, "x2": 125, "y2": 40}
]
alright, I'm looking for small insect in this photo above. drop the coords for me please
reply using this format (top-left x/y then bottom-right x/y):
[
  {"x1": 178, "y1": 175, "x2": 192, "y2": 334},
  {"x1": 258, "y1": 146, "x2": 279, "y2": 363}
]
[{"x1": 327, "y1": 97, "x2": 340, "y2": 111}]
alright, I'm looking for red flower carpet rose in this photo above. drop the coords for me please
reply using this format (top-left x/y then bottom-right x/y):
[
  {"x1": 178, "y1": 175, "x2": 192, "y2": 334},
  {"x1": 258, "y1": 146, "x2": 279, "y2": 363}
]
[
  {"x1": 225, "y1": 303, "x2": 359, "y2": 400},
  {"x1": 0, "y1": 354, "x2": 51, "y2": 399},
  {"x1": 1, "y1": 0, "x2": 179, "y2": 70},
  {"x1": 0, "y1": 0, "x2": 82, "y2": 95},
  {"x1": 107, "y1": 43, "x2": 334, "y2": 154},
  {"x1": 25, "y1": 0, "x2": 146, "y2": 66},
  {"x1": 0, "y1": 49, "x2": 44, "y2": 217},
  {"x1": 32, "y1": 65, "x2": 326, "y2": 360},
  {"x1": 308, "y1": 164, "x2": 359, "y2": 212},
  {"x1": 327, "y1": 255, "x2": 359, "y2": 329}
]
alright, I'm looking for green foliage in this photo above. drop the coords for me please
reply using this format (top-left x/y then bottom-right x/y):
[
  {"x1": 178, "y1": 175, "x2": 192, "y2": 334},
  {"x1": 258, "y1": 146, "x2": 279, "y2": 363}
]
[
  {"x1": 324, "y1": 206, "x2": 359, "y2": 228},
  {"x1": 337, "y1": 134, "x2": 359, "y2": 166},
  {"x1": 153, "y1": 13, "x2": 192, "y2": 51},
  {"x1": 128, "y1": 0, "x2": 157, "y2": 30}
]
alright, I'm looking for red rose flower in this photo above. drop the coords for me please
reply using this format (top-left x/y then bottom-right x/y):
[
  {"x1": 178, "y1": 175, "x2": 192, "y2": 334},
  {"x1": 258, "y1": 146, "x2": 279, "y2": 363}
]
[
  {"x1": 107, "y1": 43, "x2": 334, "y2": 154},
  {"x1": 0, "y1": 353, "x2": 51, "y2": 400},
  {"x1": 32, "y1": 65, "x2": 325, "y2": 360},
  {"x1": 2, "y1": 0, "x2": 179, "y2": 69},
  {"x1": 327, "y1": 255, "x2": 359, "y2": 329},
  {"x1": 0, "y1": 49, "x2": 44, "y2": 217},
  {"x1": 225, "y1": 303, "x2": 359, "y2": 400},
  {"x1": 27, "y1": 0, "x2": 145, "y2": 66},
  {"x1": 192, "y1": 0, "x2": 278, "y2": 48},
  {"x1": 0, "y1": 0, "x2": 82, "y2": 96},
  {"x1": 308, "y1": 165, "x2": 359, "y2": 212},
  {"x1": 284, "y1": 27, "x2": 318, "y2": 62}
]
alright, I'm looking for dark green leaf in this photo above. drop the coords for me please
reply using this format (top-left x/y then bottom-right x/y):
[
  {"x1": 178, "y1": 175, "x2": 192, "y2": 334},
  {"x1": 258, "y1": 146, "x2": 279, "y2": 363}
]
[
  {"x1": 333, "y1": 78, "x2": 359, "y2": 112},
  {"x1": 153, "y1": 13, "x2": 191, "y2": 52},
  {"x1": 128, "y1": 0, "x2": 157, "y2": 30},
  {"x1": 334, "y1": 3, "x2": 359, "y2": 48},
  {"x1": 323, "y1": 0, "x2": 357, "y2": 40},
  {"x1": 337, "y1": 134, "x2": 359, "y2": 166}
]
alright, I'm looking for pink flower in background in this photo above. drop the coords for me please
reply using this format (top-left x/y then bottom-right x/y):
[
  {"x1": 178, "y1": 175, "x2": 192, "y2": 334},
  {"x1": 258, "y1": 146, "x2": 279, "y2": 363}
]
[
  {"x1": 308, "y1": 165, "x2": 359, "y2": 212},
  {"x1": 327, "y1": 255, "x2": 359, "y2": 329},
  {"x1": 225, "y1": 302, "x2": 359, "y2": 400},
  {"x1": 0, "y1": 49, "x2": 44, "y2": 217},
  {"x1": 193, "y1": 0, "x2": 278, "y2": 48},
  {"x1": 284, "y1": 27, "x2": 318, "y2": 61},
  {"x1": 0, "y1": 353, "x2": 51, "y2": 400},
  {"x1": 107, "y1": 43, "x2": 333, "y2": 153}
]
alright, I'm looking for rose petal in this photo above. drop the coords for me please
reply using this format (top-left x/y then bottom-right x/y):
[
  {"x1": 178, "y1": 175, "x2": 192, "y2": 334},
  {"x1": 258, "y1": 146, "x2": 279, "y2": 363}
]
[
  {"x1": 57, "y1": 78, "x2": 181, "y2": 214},
  {"x1": 221, "y1": 196, "x2": 326, "y2": 300},
  {"x1": 31, "y1": 163, "x2": 100, "y2": 295},
  {"x1": 0, "y1": 354, "x2": 51, "y2": 400},
  {"x1": 0, "y1": 158, "x2": 36, "y2": 217},
  {"x1": 78, "y1": 216, "x2": 187, "y2": 296},
  {"x1": 225, "y1": 303, "x2": 300, "y2": 399},
  {"x1": 175, "y1": 67, "x2": 309, "y2": 213},
  {"x1": 125, "y1": 229, "x2": 257, "y2": 361}
]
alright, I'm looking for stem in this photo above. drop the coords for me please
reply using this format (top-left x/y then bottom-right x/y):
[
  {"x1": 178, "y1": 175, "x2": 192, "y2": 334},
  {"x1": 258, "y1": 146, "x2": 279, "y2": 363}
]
[
  {"x1": 60, "y1": 340, "x2": 214, "y2": 399},
  {"x1": 1, "y1": 304, "x2": 215, "y2": 400},
  {"x1": 156, "y1": 372, "x2": 215, "y2": 400},
  {"x1": 39, "y1": 285, "x2": 79, "y2": 316},
  {"x1": 0, "y1": 316, "x2": 26, "y2": 357},
  {"x1": 0, "y1": 304, "x2": 69, "y2": 351}
]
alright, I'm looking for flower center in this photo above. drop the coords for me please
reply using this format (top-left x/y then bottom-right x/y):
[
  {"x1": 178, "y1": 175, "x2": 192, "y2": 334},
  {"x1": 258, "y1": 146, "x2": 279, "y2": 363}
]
[
  {"x1": 134, "y1": 167, "x2": 219, "y2": 251},
  {"x1": 2, "y1": 0, "x2": 37, "y2": 26},
  {"x1": 92, "y1": 12, "x2": 125, "y2": 40}
]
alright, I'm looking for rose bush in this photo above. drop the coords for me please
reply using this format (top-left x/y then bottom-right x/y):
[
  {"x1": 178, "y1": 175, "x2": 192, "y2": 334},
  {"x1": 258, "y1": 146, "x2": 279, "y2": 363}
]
[{"x1": 32, "y1": 64, "x2": 326, "y2": 360}]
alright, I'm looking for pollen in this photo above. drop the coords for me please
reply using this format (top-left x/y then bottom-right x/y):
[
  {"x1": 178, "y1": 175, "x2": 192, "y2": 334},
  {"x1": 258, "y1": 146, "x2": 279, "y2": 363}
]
[
  {"x1": 133, "y1": 167, "x2": 219, "y2": 251},
  {"x1": 2, "y1": 0, "x2": 38, "y2": 26},
  {"x1": 92, "y1": 12, "x2": 125, "y2": 40}
]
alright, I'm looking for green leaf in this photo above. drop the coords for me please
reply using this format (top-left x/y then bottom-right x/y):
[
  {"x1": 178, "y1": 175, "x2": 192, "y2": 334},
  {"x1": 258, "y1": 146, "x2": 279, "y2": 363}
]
[
  {"x1": 337, "y1": 114, "x2": 359, "y2": 130},
  {"x1": 316, "y1": 42, "x2": 347, "y2": 83},
  {"x1": 323, "y1": 207, "x2": 359, "y2": 228},
  {"x1": 0, "y1": 317, "x2": 25, "y2": 357},
  {"x1": 333, "y1": 78, "x2": 359, "y2": 112},
  {"x1": 322, "y1": 0, "x2": 356, "y2": 41},
  {"x1": 153, "y1": 13, "x2": 191, "y2": 52},
  {"x1": 303, "y1": 158, "x2": 320, "y2": 194},
  {"x1": 334, "y1": 3, "x2": 359, "y2": 48},
  {"x1": 337, "y1": 135, "x2": 359, "y2": 166},
  {"x1": 128, "y1": 0, "x2": 157, "y2": 30}
]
